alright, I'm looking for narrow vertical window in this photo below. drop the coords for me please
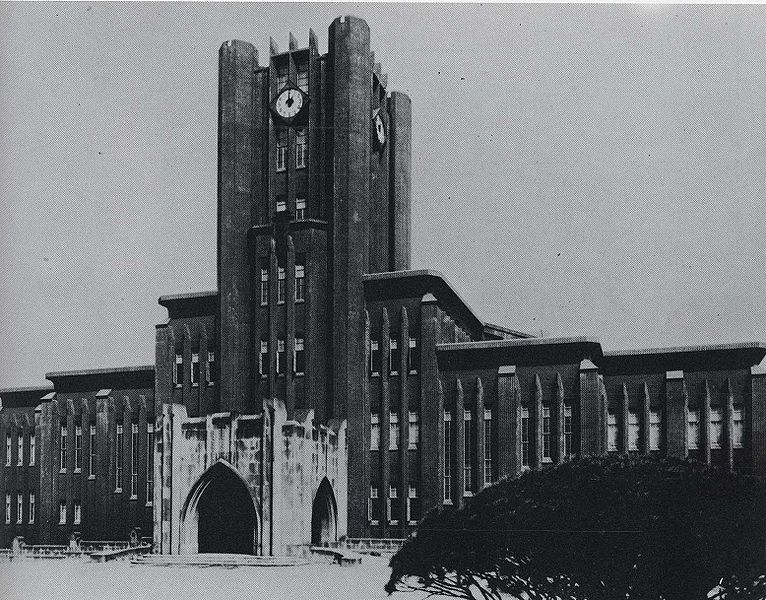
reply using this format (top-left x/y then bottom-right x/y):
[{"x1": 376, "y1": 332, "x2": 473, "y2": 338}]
[
  {"x1": 521, "y1": 408, "x2": 530, "y2": 468},
  {"x1": 687, "y1": 409, "x2": 700, "y2": 450},
  {"x1": 648, "y1": 410, "x2": 660, "y2": 452},
  {"x1": 29, "y1": 431, "x2": 35, "y2": 466},
  {"x1": 484, "y1": 408, "x2": 493, "y2": 485},
  {"x1": 191, "y1": 352, "x2": 200, "y2": 385},
  {"x1": 607, "y1": 412, "x2": 618, "y2": 451},
  {"x1": 58, "y1": 500, "x2": 66, "y2": 525},
  {"x1": 16, "y1": 492, "x2": 22, "y2": 524},
  {"x1": 368, "y1": 486, "x2": 380, "y2": 524},
  {"x1": 370, "y1": 414, "x2": 380, "y2": 450},
  {"x1": 370, "y1": 340, "x2": 380, "y2": 376},
  {"x1": 733, "y1": 406, "x2": 744, "y2": 449},
  {"x1": 710, "y1": 409, "x2": 723, "y2": 449},
  {"x1": 17, "y1": 431, "x2": 23, "y2": 466},
  {"x1": 408, "y1": 411, "x2": 419, "y2": 450},
  {"x1": 174, "y1": 353, "x2": 183, "y2": 386},
  {"x1": 276, "y1": 129, "x2": 288, "y2": 172},
  {"x1": 88, "y1": 424, "x2": 96, "y2": 477},
  {"x1": 463, "y1": 409, "x2": 472, "y2": 493},
  {"x1": 564, "y1": 405, "x2": 573, "y2": 457},
  {"x1": 60, "y1": 424, "x2": 68, "y2": 472},
  {"x1": 389, "y1": 413, "x2": 400, "y2": 450},
  {"x1": 276, "y1": 195, "x2": 287, "y2": 213},
  {"x1": 276, "y1": 339, "x2": 286, "y2": 375},
  {"x1": 294, "y1": 337, "x2": 305, "y2": 376},
  {"x1": 388, "y1": 485, "x2": 399, "y2": 525},
  {"x1": 276, "y1": 69, "x2": 287, "y2": 91},
  {"x1": 4, "y1": 494, "x2": 10, "y2": 524},
  {"x1": 146, "y1": 424, "x2": 154, "y2": 505},
  {"x1": 295, "y1": 198, "x2": 307, "y2": 220},
  {"x1": 73, "y1": 501, "x2": 81, "y2": 525},
  {"x1": 260, "y1": 268, "x2": 269, "y2": 306},
  {"x1": 277, "y1": 267, "x2": 286, "y2": 303},
  {"x1": 259, "y1": 340, "x2": 269, "y2": 377},
  {"x1": 295, "y1": 129, "x2": 307, "y2": 168},
  {"x1": 295, "y1": 259, "x2": 305, "y2": 301},
  {"x1": 115, "y1": 423, "x2": 123, "y2": 492},
  {"x1": 296, "y1": 63, "x2": 308, "y2": 92},
  {"x1": 542, "y1": 407, "x2": 552, "y2": 463},
  {"x1": 130, "y1": 423, "x2": 139, "y2": 498},
  {"x1": 407, "y1": 485, "x2": 420, "y2": 524},
  {"x1": 5, "y1": 433, "x2": 11, "y2": 466},
  {"x1": 444, "y1": 412, "x2": 453, "y2": 503},
  {"x1": 207, "y1": 351, "x2": 217, "y2": 383},
  {"x1": 28, "y1": 492, "x2": 35, "y2": 524},
  {"x1": 628, "y1": 410, "x2": 640, "y2": 452},
  {"x1": 74, "y1": 424, "x2": 82, "y2": 472},
  {"x1": 408, "y1": 338, "x2": 418, "y2": 374},
  {"x1": 389, "y1": 339, "x2": 400, "y2": 376}
]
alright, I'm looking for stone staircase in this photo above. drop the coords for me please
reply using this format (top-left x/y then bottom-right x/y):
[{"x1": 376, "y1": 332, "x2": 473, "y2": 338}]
[{"x1": 131, "y1": 553, "x2": 310, "y2": 568}]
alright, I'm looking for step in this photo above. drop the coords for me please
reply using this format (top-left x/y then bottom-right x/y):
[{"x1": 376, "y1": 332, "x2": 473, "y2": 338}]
[{"x1": 131, "y1": 553, "x2": 310, "y2": 568}]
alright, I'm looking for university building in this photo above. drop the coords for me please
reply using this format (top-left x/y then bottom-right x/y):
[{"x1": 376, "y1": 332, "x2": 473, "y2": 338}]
[{"x1": 1, "y1": 16, "x2": 765, "y2": 553}]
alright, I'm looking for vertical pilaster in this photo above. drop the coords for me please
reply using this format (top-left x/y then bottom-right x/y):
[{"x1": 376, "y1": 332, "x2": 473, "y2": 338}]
[
  {"x1": 555, "y1": 373, "x2": 565, "y2": 464},
  {"x1": 419, "y1": 295, "x2": 439, "y2": 515},
  {"x1": 380, "y1": 308, "x2": 390, "y2": 537},
  {"x1": 399, "y1": 307, "x2": 409, "y2": 525},
  {"x1": 268, "y1": 238, "x2": 278, "y2": 399},
  {"x1": 388, "y1": 91, "x2": 412, "y2": 271},
  {"x1": 475, "y1": 377, "x2": 485, "y2": 490},
  {"x1": 702, "y1": 380, "x2": 712, "y2": 465},
  {"x1": 724, "y1": 378, "x2": 734, "y2": 472},
  {"x1": 497, "y1": 365, "x2": 519, "y2": 478},
  {"x1": 454, "y1": 379, "x2": 464, "y2": 508},
  {"x1": 620, "y1": 383, "x2": 629, "y2": 453},
  {"x1": 285, "y1": 236, "x2": 296, "y2": 418},
  {"x1": 665, "y1": 370, "x2": 687, "y2": 459},
  {"x1": 533, "y1": 374, "x2": 543, "y2": 468},
  {"x1": 641, "y1": 382, "x2": 651, "y2": 455},
  {"x1": 579, "y1": 359, "x2": 601, "y2": 456}
]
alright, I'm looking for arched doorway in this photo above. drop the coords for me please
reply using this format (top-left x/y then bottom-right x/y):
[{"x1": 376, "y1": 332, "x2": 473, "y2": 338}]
[
  {"x1": 311, "y1": 477, "x2": 338, "y2": 546},
  {"x1": 181, "y1": 461, "x2": 258, "y2": 555}
]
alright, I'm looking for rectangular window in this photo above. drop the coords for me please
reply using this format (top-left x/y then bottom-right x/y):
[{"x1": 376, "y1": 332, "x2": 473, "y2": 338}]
[
  {"x1": 408, "y1": 411, "x2": 419, "y2": 450},
  {"x1": 88, "y1": 424, "x2": 96, "y2": 477},
  {"x1": 5, "y1": 433, "x2": 11, "y2": 466},
  {"x1": 484, "y1": 408, "x2": 493, "y2": 485},
  {"x1": 408, "y1": 338, "x2": 418, "y2": 374},
  {"x1": 130, "y1": 423, "x2": 139, "y2": 498},
  {"x1": 296, "y1": 64, "x2": 308, "y2": 92},
  {"x1": 389, "y1": 413, "x2": 399, "y2": 450},
  {"x1": 733, "y1": 406, "x2": 744, "y2": 449},
  {"x1": 207, "y1": 351, "x2": 217, "y2": 383},
  {"x1": 389, "y1": 339, "x2": 400, "y2": 376},
  {"x1": 368, "y1": 486, "x2": 380, "y2": 524},
  {"x1": 542, "y1": 407, "x2": 552, "y2": 463},
  {"x1": 564, "y1": 405, "x2": 573, "y2": 457},
  {"x1": 4, "y1": 494, "x2": 10, "y2": 524},
  {"x1": 296, "y1": 129, "x2": 307, "y2": 168},
  {"x1": 16, "y1": 493, "x2": 22, "y2": 524},
  {"x1": 276, "y1": 129, "x2": 287, "y2": 172},
  {"x1": 370, "y1": 340, "x2": 380, "y2": 376},
  {"x1": 607, "y1": 412, "x2": 618, "y2": 451},
  {"x1": 710, "y1": 409, "x2": 723, "y2": 449},
  {"x1": 60, "y1": 424, "x2": 68, "y2": 472},
  {"x1": 521, "y1": 408, "x2": 530, "y2": 467},
  {"x1": 370, "y1": 414, "x2": 380, "y2": 450},
  {"x1": 276, "y1": 195, "x2": 287, "y2": 213},
  {"x1": 260, "y1": 268, "x2": 269, "y2": 306},
  {"x1": 407, "y1": 485, "x2": 421, "y2": 524},
  {"x1": 73, "y1": 501, "x2": 81, "y2": 525},
  {"x1": 74, "y1": 424, "x2": 82, "y2": 472},
  {"x1": 259, "y1": 340, "x2": 269, "y2": 377},
  {"x1": 28, "y1": 492, "x2": 35, "y2": 524},
  {"x1": 294, "y1": 337, "x2": 305, "y2": 376},
  {"x1": 146, "y1": 424, "x2": 154, "y2": 505},
  {"x1": 29, "y1": 432, "x2": 35, "y2": 466},
  {"x1": 174, "y1": 353, "x2": 183, "y2": 386},
  {"x1": 464, "y1": 409, "x2": 472, "y2": 493},
  {"x1": 58, "y1": 500, "x2": 66, "y2": 525},
  {"x1": 629, "y1": 411, "x2": 641, "y2": 451},
  {"x1": 115, "y1": 423, "x2": 123, "y2": 492},
  {"x1": 277, "y1": 267, "x2": 286, "y2": 303},
  {"x1": 191, "y1": 352, "x2": 200, "y2": 385},
  {"x1": 687, "y1": 409, "x2": 700, "y2": 450},
  {"x1": 276, "y1": 70, "x2": 287, "y2": 91},
  {"x1": 295, "y1": 198, "x2": 307, "y2": 221},
  {"x1": 276, "y1": 339, "x2": 286, "y2": 375},
  {"x1": 648, "y1": 410, "x2": 661, "y2": 452},
  {"x1": 17, "y1": 432, "x2": 23, "y2": 466},
  {"x1": 295, "y1": 260, "x2": 305, "y2": 302},
  {"x1": 388, "y1": 485, "x2": 400, "y2": 525},
  {"x1": 444, "y1": 412, "x2": 453, "y2": 502}
]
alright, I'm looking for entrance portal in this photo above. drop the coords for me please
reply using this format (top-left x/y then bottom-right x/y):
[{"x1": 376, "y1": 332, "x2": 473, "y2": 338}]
[
  {"x1": 311, "y1": 477, "x2": 338, "y2": 546},
  {"x1": 183, "y1": 461, "x2": 257, "y2": 555}
]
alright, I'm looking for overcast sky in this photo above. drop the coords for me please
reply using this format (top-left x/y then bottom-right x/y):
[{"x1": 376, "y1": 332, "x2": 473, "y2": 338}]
[{"x1": 1, "y1": 3, "x2": 765, "y2": 388}]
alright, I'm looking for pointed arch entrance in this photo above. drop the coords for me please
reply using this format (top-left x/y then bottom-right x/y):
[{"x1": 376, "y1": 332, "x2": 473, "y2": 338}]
[
  {"x1": 311, "y1": 477, "x2": 338, "y2": 546},
  {"x1": 180, "y1": 460, "x2": 259, "y2": 555}
]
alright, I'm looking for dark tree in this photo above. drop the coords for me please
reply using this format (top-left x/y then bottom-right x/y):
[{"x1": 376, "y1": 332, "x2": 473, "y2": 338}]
[{"x1": 386, "y1": 455, "x2": 766, "y2": 600}]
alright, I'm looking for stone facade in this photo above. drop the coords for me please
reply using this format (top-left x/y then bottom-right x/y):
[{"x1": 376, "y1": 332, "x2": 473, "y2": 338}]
[{"x1": 1, "y1": 16, "x2": 766, "y2": 551}]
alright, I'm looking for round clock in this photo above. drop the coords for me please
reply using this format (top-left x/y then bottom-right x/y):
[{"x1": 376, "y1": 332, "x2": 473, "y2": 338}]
[
  {"x1": 374, "y1": 113, "x2": 386, "y2": 147},
  {"x1": 274, "y1": 89, "x2": 304, "y2": 120}
]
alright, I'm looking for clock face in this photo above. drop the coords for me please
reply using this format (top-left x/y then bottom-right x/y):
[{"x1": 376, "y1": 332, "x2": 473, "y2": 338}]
[
  {"x1": 374, "y1": 113, "x2": 386, "y2": 146},
  {"x1": 275, "y1": 89, "x2": 304, "y2": 120}
]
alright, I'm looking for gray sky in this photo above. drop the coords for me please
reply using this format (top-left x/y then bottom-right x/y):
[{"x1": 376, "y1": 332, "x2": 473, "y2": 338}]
[{"x1": 1, "y1": 3, "x2": 765, "y2": 388}]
